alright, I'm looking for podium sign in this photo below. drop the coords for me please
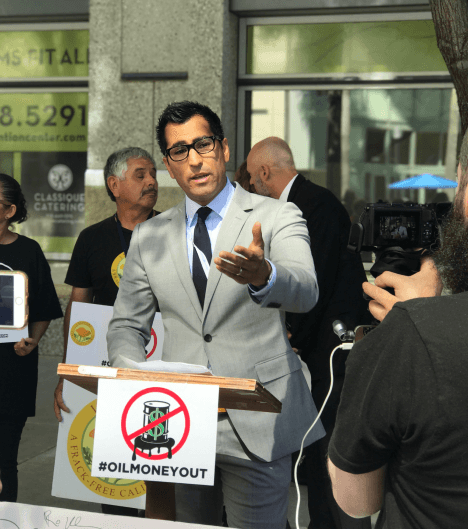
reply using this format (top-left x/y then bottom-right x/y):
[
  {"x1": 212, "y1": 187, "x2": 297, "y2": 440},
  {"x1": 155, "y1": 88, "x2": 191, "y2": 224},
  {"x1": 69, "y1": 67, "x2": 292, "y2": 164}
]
[
  {"x1": 66, "y1": 302, "x2": 164, "y2": 366},
  {"x1": 92, "y1": 379, "x2": 219, "y2": 486}
]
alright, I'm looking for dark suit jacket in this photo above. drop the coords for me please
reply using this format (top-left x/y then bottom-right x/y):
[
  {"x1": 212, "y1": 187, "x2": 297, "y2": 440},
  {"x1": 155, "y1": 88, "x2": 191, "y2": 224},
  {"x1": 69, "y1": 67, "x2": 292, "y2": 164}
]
[{"x1": 287, "y1": 174, "x2": 369, "y2": 381}]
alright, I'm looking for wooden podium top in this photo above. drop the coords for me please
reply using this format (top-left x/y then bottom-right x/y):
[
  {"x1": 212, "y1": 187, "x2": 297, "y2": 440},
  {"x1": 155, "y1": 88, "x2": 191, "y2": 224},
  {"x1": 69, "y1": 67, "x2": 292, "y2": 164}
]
[{"x1": 58, "y1": 363, "x2": 281, "y2": 414}]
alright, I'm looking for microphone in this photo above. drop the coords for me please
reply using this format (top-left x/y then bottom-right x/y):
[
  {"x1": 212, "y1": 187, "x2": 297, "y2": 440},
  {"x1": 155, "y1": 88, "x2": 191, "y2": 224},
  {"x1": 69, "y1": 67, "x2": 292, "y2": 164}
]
[{"x1": 333, "y1": 320, "x2": 355, "y2": 342}]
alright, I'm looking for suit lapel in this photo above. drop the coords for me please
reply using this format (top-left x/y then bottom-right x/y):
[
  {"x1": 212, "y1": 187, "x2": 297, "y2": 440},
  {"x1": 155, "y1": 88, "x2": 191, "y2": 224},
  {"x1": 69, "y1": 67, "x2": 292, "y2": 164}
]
[
  {"x1": 203, "y1": 185, "x2": 252, "y2": 316},
  {"x1": 167, "y1": 201, "x2": 203, "y2": 321}
]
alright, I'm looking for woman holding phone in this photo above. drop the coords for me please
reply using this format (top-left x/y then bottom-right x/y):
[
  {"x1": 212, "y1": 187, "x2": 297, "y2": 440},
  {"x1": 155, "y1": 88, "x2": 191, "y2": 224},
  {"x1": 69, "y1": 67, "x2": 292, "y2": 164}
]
[{"x1": 0, "y1": 173, "x2": 63, "y2": 503}]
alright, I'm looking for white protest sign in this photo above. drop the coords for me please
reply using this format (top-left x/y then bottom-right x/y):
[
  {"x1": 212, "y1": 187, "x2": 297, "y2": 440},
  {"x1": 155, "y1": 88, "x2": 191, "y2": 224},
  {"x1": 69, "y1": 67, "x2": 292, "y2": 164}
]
[
  {"x1": 92, "y1": 380, "x2": 219, "y2": 486},
  {"x1": 0, "y1": 325, "x2": 28, "y2": 343},
  {"x1": 52, "y1": 302, "x2": 164, "y2": 507},
  {"x1": 66, "y1": 301, "x2": 164, "y2": 366},
  {"x1": 52, "y1": 382, "x2": 146, "y2": 507},
  {"x1": 0, "y1": 502, "x2": 232, "y2": 528}
]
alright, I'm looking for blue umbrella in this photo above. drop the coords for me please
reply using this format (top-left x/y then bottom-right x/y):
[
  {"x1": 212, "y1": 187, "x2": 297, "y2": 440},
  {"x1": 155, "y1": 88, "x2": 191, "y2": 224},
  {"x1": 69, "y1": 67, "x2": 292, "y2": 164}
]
[{"x1": 388, "y1": 173, "x2": 457, "y2": 189}]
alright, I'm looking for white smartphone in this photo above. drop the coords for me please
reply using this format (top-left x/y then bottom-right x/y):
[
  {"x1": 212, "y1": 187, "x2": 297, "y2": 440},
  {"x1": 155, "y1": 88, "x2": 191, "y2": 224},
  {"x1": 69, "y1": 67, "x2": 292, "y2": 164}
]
[{"x1": 0, "y1": 271, "x2": 28, "y2": 329}]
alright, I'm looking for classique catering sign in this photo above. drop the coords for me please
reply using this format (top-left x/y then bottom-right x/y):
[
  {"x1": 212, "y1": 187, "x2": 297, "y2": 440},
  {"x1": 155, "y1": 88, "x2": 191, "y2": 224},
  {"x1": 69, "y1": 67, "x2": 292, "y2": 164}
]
[
  {"x1": 92, "y1": 380, "x2": 219, "y2": 486},
  {"x1": 0, "y1": 91, "x2": 88, "y2": 255}
]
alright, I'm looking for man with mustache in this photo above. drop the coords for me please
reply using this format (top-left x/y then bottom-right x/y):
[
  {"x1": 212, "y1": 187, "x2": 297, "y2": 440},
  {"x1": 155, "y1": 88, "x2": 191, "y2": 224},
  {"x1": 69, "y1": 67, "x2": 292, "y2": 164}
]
[
  {"x1": 327, "y1": 135, "x2": 468, "y2": 528},
  {"x1": 53, "y1": 147, "x2": 160, "y2": 517}
]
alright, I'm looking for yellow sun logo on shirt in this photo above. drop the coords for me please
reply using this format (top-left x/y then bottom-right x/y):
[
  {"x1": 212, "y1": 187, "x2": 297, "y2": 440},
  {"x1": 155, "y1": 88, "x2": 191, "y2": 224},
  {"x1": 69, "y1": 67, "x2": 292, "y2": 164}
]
[{"x1": 111, "y1": 252, "x2": 126, "y2": 287}]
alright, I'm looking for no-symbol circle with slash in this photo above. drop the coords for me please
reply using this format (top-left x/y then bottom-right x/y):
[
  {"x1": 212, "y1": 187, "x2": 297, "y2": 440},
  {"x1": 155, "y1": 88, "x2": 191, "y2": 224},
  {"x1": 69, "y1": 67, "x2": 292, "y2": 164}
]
[
  {"x1": 121, "y1": 387, "x2": 190, "y2": 460},
  {"x1": 146, "y1": 328, "x2": 158, "y2": 359}
]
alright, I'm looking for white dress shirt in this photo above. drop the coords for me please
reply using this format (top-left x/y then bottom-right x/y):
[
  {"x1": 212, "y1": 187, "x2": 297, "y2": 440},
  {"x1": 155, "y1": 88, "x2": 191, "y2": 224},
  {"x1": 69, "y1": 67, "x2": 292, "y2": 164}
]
[
  {"x1": 185, "y1": 178, "x2": 276, "y2": 300},
  {"x1": 279, "y1": 174, "x2": 299, "y2": 202}
]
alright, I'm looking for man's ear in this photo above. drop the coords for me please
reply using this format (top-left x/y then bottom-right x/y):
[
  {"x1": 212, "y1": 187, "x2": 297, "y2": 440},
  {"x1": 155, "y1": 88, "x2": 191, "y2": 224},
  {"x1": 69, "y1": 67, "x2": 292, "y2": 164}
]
[
  {"x1": 260, "y1": 164, "x2": 270, "y2": 182},
  {"x1": 163, "y1": 157, "x2": 176, "y2": 180},
  {"x1": 107, "y1": 176, "x2": 120, "y2": 199},
  {"x1": 221, "y1": 137, "x2": 230, "y2": 164}
]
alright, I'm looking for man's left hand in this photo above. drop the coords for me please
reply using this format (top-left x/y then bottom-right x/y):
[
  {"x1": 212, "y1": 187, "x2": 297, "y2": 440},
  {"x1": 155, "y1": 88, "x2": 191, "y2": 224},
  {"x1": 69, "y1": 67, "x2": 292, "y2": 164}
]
[
  {"x1": 214, "y1": 222, "x2": 271, "y2": 286},
  {"x1": 14, "y1": 337, "x2": 39, "y2": 357},
  {"x1": 363, "y1": 257, "x2": 442, "y2": 321}
]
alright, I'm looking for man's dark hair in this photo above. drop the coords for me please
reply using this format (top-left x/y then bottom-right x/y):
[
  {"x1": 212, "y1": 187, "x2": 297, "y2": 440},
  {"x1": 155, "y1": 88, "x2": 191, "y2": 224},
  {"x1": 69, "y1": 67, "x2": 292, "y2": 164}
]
[
  {"x1": 156, "y1": 101, "x2": 225, "y2": 155},
  {"x1": 103, "y1": 147, "x2": 155, "y2": 202}
]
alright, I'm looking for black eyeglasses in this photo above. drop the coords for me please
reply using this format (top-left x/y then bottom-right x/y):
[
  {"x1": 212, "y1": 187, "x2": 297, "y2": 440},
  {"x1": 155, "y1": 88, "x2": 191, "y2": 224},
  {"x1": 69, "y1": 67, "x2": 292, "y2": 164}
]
[
  {"x1": 0, "y1": 201, "x2": 12, "y2": 207},
  {"x1": 166, "y1": 136, "x2": 220, "y2": 162}
]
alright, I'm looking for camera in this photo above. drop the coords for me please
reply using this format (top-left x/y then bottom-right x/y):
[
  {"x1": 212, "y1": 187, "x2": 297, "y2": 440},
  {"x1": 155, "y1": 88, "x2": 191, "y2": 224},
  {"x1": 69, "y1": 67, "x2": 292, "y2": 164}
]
[
  {"x1": 348, "y1": 201, "x2": 451, "y2": 280},
  {"x1": 348, "y1": 201, "x2": 451, "y2": 253}
]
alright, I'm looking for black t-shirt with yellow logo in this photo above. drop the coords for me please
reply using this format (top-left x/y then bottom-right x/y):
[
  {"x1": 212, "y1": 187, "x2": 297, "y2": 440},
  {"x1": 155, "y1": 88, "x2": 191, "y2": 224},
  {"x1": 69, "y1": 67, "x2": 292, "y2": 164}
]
[
  {"x1": 0, "y1": 235, "x2": 63, "y2": 417},
  {"x1": 65, "y1": 214, "x2": 159, "y2": 306}
]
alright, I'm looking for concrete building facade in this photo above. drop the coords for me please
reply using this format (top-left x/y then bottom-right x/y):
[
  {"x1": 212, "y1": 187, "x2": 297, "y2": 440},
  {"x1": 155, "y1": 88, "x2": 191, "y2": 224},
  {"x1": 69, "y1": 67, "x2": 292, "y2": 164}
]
[
  {"x1": 86, "y1": 0, "x2": 238, "y2": 224},
  {"x1": 1, "y1": 0, "x2": 455, "y2": 280}
]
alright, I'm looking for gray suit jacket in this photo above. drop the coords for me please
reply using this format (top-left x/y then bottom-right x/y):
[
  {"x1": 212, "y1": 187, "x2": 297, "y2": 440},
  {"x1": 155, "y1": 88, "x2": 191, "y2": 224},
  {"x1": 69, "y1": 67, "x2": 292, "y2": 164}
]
[{"x1": 108, "y1": 184, "x2": 325, "y2": 461}]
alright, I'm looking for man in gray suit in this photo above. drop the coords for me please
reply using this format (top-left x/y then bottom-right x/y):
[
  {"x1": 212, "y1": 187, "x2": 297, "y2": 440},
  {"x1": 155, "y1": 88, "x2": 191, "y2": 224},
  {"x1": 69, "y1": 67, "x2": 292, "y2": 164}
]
[{"x1": 108, "y1": 101, "x2": 324, "y2": 529}]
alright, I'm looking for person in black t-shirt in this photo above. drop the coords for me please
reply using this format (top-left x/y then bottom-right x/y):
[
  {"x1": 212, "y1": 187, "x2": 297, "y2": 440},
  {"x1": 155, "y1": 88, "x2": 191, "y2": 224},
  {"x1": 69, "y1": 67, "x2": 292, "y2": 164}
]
[
  {"x1": 57, "y1": 148, "x2": 159, "y2": 311},
  {"x1": 0, "y1": 174, "x2": 63, "y2": 503},
  {"x1": 62, "y1": 215, "x2": 134, "y2": 306},
  {"x1": 52, "y1": 147, "x2": 160, "y2": 518},
  {"x1": 328, "y1": 133, "x2": 468, "y2": 528}
]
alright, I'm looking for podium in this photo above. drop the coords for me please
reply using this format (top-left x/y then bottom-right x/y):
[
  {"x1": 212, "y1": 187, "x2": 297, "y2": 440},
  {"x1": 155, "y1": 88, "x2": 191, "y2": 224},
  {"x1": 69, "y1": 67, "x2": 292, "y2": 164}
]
[
  {"x1": 57, "y1": 363, "x2": 281, "y2": 523},
  {"x1": 58, "y1": 363, "x2": 282, "y2": 413}
]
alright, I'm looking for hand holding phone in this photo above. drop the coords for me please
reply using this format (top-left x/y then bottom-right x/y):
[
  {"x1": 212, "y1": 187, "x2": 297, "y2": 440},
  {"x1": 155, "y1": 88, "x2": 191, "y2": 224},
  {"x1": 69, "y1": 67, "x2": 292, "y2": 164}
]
[{"x1": 0, "y1": 271, "x2": 28, "y2": 329}]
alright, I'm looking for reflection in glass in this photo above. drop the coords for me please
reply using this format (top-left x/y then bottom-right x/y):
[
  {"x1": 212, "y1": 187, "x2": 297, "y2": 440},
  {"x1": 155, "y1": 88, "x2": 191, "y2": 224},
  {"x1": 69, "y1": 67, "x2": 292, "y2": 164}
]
[
  {"x1": 365, "y1": 128, "x2": 386, "y2": 164},
  {"x1": 416, "y1": 131, "x2": 444, "y2": 165},
  {"x1": 248, "y1": 88, "x2": 458, "y2": 209},
  {"x1": 389, "y1": 130, "x2": 411, "y2": 165}
]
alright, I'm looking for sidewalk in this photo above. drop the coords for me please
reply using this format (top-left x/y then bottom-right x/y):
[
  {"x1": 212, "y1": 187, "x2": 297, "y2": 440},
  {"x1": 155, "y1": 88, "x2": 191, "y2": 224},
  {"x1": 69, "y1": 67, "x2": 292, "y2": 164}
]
[{"x1": 15, "y1": 356, "x2": 312, "y2": 526}]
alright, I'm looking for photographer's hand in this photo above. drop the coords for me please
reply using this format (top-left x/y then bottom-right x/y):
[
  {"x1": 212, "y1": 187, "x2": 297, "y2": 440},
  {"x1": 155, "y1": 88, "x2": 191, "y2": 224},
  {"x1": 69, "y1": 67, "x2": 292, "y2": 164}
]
[{"x1": 363, "y1": 257, "x2": 442, "y2": 321}]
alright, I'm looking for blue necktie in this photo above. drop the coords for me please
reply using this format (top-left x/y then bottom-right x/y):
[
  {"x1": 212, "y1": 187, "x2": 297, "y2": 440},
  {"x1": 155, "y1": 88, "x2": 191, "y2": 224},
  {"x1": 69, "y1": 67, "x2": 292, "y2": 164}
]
[{"x1": 192, "y1": 207, "x2": 212, "y2": 307}]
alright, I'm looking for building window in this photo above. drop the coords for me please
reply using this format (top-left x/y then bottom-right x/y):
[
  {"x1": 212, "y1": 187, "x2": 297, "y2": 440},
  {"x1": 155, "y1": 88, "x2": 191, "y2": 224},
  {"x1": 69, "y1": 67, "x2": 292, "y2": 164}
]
[{"x1": 243, "y1": 88, "x2": 458, "y2": 206}]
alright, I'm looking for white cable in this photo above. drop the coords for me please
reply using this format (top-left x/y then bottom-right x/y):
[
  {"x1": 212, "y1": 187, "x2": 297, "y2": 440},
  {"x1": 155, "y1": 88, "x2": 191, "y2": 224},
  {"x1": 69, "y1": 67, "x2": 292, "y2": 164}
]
[{"x1": 294, "y1": 342, "x2": 353, "y2": 529}]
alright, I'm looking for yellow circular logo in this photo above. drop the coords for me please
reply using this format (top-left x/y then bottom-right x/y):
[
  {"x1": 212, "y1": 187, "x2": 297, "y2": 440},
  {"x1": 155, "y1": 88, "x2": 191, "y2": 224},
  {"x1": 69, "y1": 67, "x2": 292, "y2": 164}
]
[
  {"x1": 67, "y1": 400, "x2": 146, "y2": 500},
  {"x1": 70, "y1": 321, "x2": 95, "y2": 346},
  {"x1": 111, "y1": 252, "x2": 126, "y2": 287}
]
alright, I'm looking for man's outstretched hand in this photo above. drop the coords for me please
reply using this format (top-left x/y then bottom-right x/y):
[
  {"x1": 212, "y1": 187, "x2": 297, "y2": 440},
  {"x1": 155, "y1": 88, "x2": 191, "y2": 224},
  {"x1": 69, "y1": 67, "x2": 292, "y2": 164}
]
[
  {"x1": 214, "y1": 222, "x2": 271, "y2": 287},
  {"x1": 362, "y1": 257, "x2": 442, "y2": 321}
]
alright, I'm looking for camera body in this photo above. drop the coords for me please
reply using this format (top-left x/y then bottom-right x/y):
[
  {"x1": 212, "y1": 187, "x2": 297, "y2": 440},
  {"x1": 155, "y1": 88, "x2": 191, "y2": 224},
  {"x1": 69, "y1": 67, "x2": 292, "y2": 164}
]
[{"x1": 348, "y1": 201, "x2": 450, "y2": 253}]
